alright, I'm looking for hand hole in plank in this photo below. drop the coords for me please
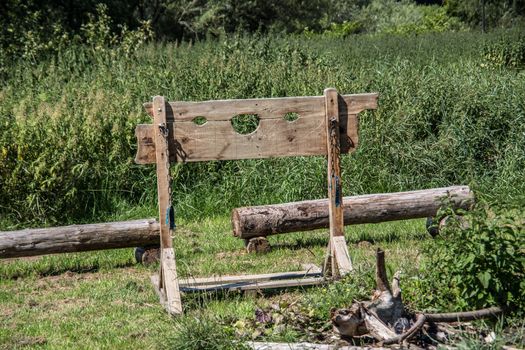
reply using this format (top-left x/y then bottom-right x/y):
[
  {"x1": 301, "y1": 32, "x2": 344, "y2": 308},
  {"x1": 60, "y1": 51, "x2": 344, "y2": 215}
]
[
  {"x1": 192, "y1": 116, "x2": 207, "y2": 126},
  {"x1": 231, "y1": 114, "x2": 260, "y2": 135},
  {"x1": 283, "y1": 112, "x2": 299, "y2": 122}
]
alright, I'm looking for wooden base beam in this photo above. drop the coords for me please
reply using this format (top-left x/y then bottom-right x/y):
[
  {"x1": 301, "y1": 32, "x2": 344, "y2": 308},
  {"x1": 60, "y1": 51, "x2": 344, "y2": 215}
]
[
  {"x1": 152, "y1": 266, "x2": 325, "y2": 294},
  {"x1": 180, "y1": 276, "x2": 326, "y2": 292}
]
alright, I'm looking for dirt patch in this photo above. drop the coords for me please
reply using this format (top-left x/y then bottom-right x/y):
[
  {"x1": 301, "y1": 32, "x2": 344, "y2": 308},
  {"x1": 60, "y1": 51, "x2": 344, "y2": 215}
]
[
  {"x1": 0, "y1": 307, "x2": 15, "y2": 318},
  {"x1": 2, "y1": 256, "x2": 43, "y2": 263},
  {"x1": 215, "y1": 250, "x2": 247, "y2": 259},
  {"x1": 35, "y1": 267, "x2": 144, "y2": 285},
  {"x1": 14, "y1": 336, "x2": 47, "y2": 347}
]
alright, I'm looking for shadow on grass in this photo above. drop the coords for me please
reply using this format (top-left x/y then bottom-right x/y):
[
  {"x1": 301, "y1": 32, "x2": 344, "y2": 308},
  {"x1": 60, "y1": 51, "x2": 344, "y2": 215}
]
[
  {"x1": 270, "y1": 229, "x2": 427, "y2": 251},
  {"x1": 0, "y1": 258, "x2": 138, "y2": 280}
]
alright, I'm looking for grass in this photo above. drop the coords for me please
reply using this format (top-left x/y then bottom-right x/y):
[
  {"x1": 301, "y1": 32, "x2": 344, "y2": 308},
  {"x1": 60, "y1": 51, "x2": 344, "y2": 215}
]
[
  {"x1": 0, "y1": 217, "x2": 423, "y2": 349},
  {"x1": 2, "y1": 215, "x2": 522, "y2": 349}
]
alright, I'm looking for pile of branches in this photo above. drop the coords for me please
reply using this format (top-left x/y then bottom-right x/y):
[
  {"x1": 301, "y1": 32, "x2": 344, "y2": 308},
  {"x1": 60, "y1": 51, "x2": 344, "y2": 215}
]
[{"x1": 331, "y1": 248, "x2": 503, "y2": 347}]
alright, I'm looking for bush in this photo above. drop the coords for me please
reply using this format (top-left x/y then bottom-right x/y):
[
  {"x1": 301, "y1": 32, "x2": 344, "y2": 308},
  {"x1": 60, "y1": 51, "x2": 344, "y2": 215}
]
[
  {"x1": 416, "y1": 204, "x2": 525, "y2": 313},
  {"x1": 355, "y1": 0, "x2": 465, "y2": 35},
  {"x1": 80, "y1": 4, "x2": 154, "y2": 58},
  {"x1": 483, "y1": 29, "x2": 525, "y2": 68}
]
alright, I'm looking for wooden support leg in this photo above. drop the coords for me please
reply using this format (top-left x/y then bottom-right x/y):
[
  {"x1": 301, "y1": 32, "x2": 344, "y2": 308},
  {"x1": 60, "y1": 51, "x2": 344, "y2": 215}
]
[
  {"x1": 324, "y1": 88, "x2": 353, "y2": 278},
  {"x1": 161, "y1": 248, "x2": 182, "y2": 315},
  {"x1": 153, "y1": 95, "x2": 182, "y2": 315},
  {"x1": 322, "y1": 238, "x2": 333, "y2": 277}
]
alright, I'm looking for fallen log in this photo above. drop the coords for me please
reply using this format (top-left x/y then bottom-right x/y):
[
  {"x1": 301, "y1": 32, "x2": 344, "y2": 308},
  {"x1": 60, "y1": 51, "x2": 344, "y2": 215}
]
[
  {"x1": 232, "y1": 186, "x2": 474, "y2": 239},
  {"x1": 0, "y1": 219, "x2": 159, "y2": 259}
]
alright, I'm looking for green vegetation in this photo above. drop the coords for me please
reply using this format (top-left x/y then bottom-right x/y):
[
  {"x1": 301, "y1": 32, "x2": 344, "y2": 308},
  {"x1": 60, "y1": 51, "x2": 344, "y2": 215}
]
[
  {"x1": 483, "y1": 28, "x2": 525, "y2": 68},
  {"x1": 1, "y1": 2, "x2": 525, "y2": 348},
  {"x1": 420, "y1": 204, "x2": 525, "y2": 312},
  {"x1": 3, "y1": 0, "x2": 525, "y2": 62},
  {"x1": 1, "y1": 29, "x2": 524, "y2": 227},
  {"x1": 0, "y1": 219, "x2": 433, "y2": 348},
  {"x1": 1, "y1": 217, "x2": 523, "y2": 348}
]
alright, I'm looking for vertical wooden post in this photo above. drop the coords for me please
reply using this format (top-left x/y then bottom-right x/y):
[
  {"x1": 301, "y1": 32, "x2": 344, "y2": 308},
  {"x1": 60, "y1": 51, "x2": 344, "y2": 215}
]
[
  {"x1": 153, "y1": 96, "x2": 173, "y2": 250},
  {"x1": 152, "y1": 96, "x2": 182, "y2": 315},
  {"x1": 323, "y1": 88, "x2": 353, "y2": 278}
]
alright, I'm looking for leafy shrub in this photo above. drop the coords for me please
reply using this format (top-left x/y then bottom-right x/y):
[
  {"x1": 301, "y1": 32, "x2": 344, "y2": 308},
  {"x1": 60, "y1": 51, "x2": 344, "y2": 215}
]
[
  {"x1": 418, "y1": 205, "x2": 525, "y2": 312},
  {"x1": 322, "y1": 21, "x2": 363, "y2": 38},
  {"x1": 81, "y1": 4, "x2": 154, "y2": 58},
  {"x1": 356, "y1": 0, "x2": 465, "y2": 35},
  {"x1": 483, "y1": 30, "x2": 525, "y2": 68}
]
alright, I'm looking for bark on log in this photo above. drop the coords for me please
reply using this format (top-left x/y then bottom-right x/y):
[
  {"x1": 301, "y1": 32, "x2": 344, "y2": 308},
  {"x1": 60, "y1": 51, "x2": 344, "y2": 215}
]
[
  {"x1": 0, "y1": 219, "x2": 159, "y2": 259},
  {"x1": 232, "y1": 186, "x2": 473, "y2": 239}
]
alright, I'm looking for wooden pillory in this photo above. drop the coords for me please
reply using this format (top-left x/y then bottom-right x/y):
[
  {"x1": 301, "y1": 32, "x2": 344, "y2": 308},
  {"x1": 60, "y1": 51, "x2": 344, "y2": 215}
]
[{"x1": 135, "y1": 89, "x2": 378, "y2": 315}]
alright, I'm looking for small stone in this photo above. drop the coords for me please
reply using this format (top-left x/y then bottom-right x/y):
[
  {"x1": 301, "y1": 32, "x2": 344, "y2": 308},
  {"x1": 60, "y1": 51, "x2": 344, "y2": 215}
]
[
  {"x1": 435, "y1": 331, "x2": 448, "y2": 342},
  {"x1": 142, "y1": 248, "x2": 160, "y2": 265},
  {"x1": 246, "y1": 237, "x2": 271, "y2": 254},
  {"x1": 484, "y1": 331, "x2": 496, "y2": 343}
]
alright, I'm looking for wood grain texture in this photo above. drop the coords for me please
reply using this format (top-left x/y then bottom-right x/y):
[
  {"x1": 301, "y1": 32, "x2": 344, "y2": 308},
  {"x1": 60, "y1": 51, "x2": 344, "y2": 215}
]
[
  {"x1": 331, "y1": 236, "x2": 352, "y2": 275},
  {"x1": 325, "y1": 89, "x2": 344, "y2": 238},
  {"x1": 152, "y1": 96, "x2": 172, "y2": 249},
  {"x1": 0, "y1": 219, "x2": 159, "y2": 259},
  {"x1": 179, "y1": 269, "x2": 322, "y2": 287},
  {"x1": 231, "y1": 186, "x2": 474, "y2": 239},
  {"x1": 135, "y1": 93, "x2": 377, "y2": 163},
  {"x1": 143, "y1": 93, "x2": 378, "y2": 121},
  {"x1": 179, "y1": 276, "x2": 326, "y2": 292},
  {"x1": 150, "y1": 274, "x2": 167, "y2": 309},
  {"x1": 324, "y1": 88, "x2": 352, "y2": 277},
  {"x1": 153, "y1": 96, "x2": 182, "y2": 313},
  {"x1": 161, "y1": 248, "x2": 182, "y2": 315}
]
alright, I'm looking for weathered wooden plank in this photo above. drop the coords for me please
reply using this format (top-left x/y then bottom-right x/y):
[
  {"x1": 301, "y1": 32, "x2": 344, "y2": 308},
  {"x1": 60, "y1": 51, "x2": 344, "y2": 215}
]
[
  {"x1": 161, "y1": 248, "x2": 183, "y2": 315},
  {"x1": 325, "y1": 89, "x2": 344, "y2": 238},
  {"x1": 179, "y1": 276, "x2": 326, "y2": 292},
  {"x1": 0, "y1": 219, "x2": 159, "y2": 259},
  {"x1": 231, "y1": 186, "x2": 474, "y2": 239},
  {"x1": 150, "y1": 274, "x2": 167, "y2": 308},
  {"x1": 179, "y1": 269, "x2": 322, "y2": 287},
  {"x1": 153, "y1": 96, "x2": 172, "y2": 249},
  {"x1": 135, "y1": 115, "x2": 354, "y2": 163},
  {"x1": 331, "y1": 236, "x2": 352, "y2": 276},
  {"x1": 143, "y1": 93, "x2": 378, "y2": 121},
  {"x1": 324, "y1": 88, "x2": 352, "y2": 277},
  {"x1": 135, "y1": 93, "x2": 378, "y2": 164},
  {"x1": 153, "y1": 96, "x2": 182, "y2": 314},
  {"x1": 137, "y1": 116, "x2": 327, "y2": 163}
]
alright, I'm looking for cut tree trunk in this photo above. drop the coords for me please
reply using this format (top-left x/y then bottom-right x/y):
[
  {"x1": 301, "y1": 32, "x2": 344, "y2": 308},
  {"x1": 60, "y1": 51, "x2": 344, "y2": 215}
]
[
  {"x1": 0, "y1": 219, "x2": 159, "y2": 259},
  {"x1": 232, "y1": 186, "x2": 473, "y2": 239}
]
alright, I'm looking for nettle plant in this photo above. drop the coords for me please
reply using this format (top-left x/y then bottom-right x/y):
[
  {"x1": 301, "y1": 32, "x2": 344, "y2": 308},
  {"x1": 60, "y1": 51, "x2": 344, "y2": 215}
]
[
  {"x1": 483, "y1": 30, "x2": 525, "y2": 68},
  {"x1": 424, "y1": 203, "x2": 525, "y2": 313}
]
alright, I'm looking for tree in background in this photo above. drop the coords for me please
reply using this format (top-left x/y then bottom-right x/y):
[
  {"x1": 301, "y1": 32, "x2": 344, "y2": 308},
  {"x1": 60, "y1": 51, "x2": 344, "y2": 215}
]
[
  {"x1": 1, "y1": 0, "x2": 524, "y2": 61},
  {"x1": 445, "y1": 0, "x2": 525, "y2": 30}
]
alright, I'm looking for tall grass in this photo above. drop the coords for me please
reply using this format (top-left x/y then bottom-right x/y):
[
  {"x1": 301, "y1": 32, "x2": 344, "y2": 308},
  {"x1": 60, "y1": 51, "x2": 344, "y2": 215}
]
[{"x1": 1, "y1": 30, "x2": 524, "y2": 227}]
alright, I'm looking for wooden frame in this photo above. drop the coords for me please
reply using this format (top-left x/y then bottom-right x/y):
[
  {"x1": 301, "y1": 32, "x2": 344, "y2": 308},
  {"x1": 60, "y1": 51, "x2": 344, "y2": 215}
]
[{"x1": 136, "y1": 89, "x2": 378, "y2": 315}]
